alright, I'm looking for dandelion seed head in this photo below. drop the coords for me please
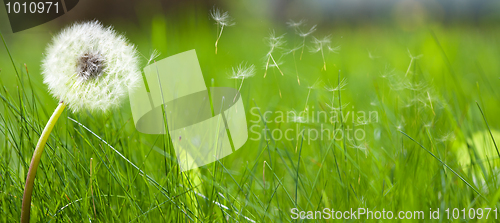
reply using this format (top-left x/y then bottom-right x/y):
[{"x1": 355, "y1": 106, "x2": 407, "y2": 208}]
[
  {"x1": 77, "y1": 50, "x2": 105, "y2": 80},
  {"x1": 42, "y1": 21, "x2": 141, "y2": 113}
]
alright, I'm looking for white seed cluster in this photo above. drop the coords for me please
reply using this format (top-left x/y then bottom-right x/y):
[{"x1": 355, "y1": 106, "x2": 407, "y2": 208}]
[
  {"x1": 42, "y1": 21, "x2": 141, "y2": 112},
  {"x1": 77, "y1": 50, "x2": 105, "y2": 80}
]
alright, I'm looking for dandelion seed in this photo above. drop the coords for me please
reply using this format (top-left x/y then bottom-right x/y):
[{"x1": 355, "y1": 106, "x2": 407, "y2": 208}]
[
  {"x1": 268, "y1": 58, "x2": 284, "y2": 68},
  {"x1": 303, "y1": 78, "x2": 324, "y2": 111},
  {"x1": 284, "y1": 45, "x2": 303, "y2": 85},
  {"x1": 396, "y1": 125, "x2": 403, "y2": 131},
  {"x1": 349, "y1": 141, "x2": 367, "y2": 150},
  {"x1": 147, "y1": 49, "x2": 161, "y2": 65},
  {"x1": 424, "y1": 121, "x2": 433, "y2": 128},
  {"x1": 311, "y1": 35, "x2": 339, "y2": 70},
  {"x1": 325, "y1": 78, "x2": 347, "y2": 110},
  {"x1": 286, "y1": 19, "x2": 306, "y2": 31},
  {"x1": 380, "y1": 66, "x2": 396, "y2": 79},
  {"x1": 307, "y1": 78, "x2": 324, "y2": 90},
  {"x1": 395, "y1": 120, "x2": 406, "y2": 131},
  {"x1": 356, "y1": 120, "x2": 370, "y2": 126},
  {"x1": 311, "y1": 36, "x2": 331, "y2": 51},
  {"x1": 438, "y1": 132, "x2": 455, "y2": 142},
  {"x1": 298, "y1": 25, "x2": 316, "y2": 60},
  {"x1": 325, "y1": 78, "x2": 348, "y2": 92},
  {"x1": 403, "y1": 80, "x2": 428, "y2": 91},
  {"x1": 264, "y1": 30, "x2": 286, "y2": 78},
  {"x1": 298, "y1": 25, "x2": 317, "y2": 38},
  {"x1": 288, "y1": 109, "x2": 308, "y2": 123},
  {"x1": 229, "y1": 62, "x2": 255, "y2": 102},
  {"x1": 374, "y1": 128, "x2": 381, "y2": 140},
  {"x1": 368, "y1": 49, "x2": 379, "y2": 59},
  {"x1": 405, "y1": 49, "x2": 423, "y2": 77},
  {"x1": 328, "y1": 45, "x2": 341, "y2": 54},
  {"x1": 427, "y1": 91, "x2": 436, "y2": 115},
  {"x1": 210, "y1": 7, "x2": 234, "y2": 54},
  {"x1": 325, "y1": 102, "x2": 350, "y2": 111},
  {"x1": 293, "y1": 78, "x2": 322, "y2": 152}
]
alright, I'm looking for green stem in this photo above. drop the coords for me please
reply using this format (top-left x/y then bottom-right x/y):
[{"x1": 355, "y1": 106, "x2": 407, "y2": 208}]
[{"x1": 21, "y1": 102, "x2": 66, "y2": 223}]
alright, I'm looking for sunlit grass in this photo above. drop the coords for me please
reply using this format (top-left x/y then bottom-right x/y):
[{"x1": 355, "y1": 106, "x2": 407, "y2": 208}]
[{"x1": 1, "y1": 10, "x2": 500, "y2": 222}]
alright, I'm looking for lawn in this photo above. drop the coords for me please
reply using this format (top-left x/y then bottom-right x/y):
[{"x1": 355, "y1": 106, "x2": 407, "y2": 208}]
[{"x1": 1, "y1": 3, "x2": 500, "y2": 222}]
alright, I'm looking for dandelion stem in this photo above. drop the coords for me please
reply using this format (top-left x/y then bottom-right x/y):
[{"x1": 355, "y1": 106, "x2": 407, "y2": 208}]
[
  {"x1": 293, "y1": 51, "x2": 300, "y2": 85},
  {"x1": 321, "y1": 47, "x2": 326, "y2": 71},
  {"x1": 269, "y1": 54, "x2": 284, "y2": 76},
  {"x1": 21, "y1": 102, "x2": 66, "y2": 223},
  {"x1": 264, "y1": 55, "x2": 271, "y2": 78},
  {"x1": 272, "y1": 70, "x2": 282, "y2": 98},
  {"x1": 215, "y1": 25, "x2": 225, "y2": 54},
  {"x1": 300, "y1": 37, "x2": 306, "y2": 60},
  {"x1": 295, "y1": 88, "x2": 311, "y2": 152},
  {"x1": 234, "y1": 78, "x2": 245, "y2": 103}
]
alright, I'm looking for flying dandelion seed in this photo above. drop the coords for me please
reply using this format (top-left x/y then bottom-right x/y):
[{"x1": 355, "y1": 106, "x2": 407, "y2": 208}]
[
  {"x1": 325, "y1": 102, "x2": 350, "y2": 111},
  {"x1": 325, "y1": 77, "x2": 348, "y2": 92},
  {"x1": 288, "y1": 109, "x2": 309, "y2": 123},
  {"x1": 310, "y1": 35, "x2": 339, "y2": 71},
  {"x1": 287, "y1": 19, "x2": 316, "y2": 60},
  {"x1": 367, "y1": 49, "x2": 379, "y2": 59},
  {"x1": 305, "y1": 78, "x2": 323, "y2": 110},
  {"x1": 298, "y1": 25, "x2": 316, "y2": 60},
  {"x1": 405, "y1": 49, "x2": 423, "y2": 77},
  {"x1": 325, "y1": 78, "x2": 347, "y2": 111},
  {"x1": 286, "y1": 19, "x2": 306, "y2": 31},
  {"x1": 210, "y1": 7, "x2": 234, "y2": 54},
  {"x1": 284, "y1": 45, "x2": 303, "y2": 85},
  {"x1": 328, "y1": 45, "x2": 341, "y2": 54},
  {"x1": 147, "y1": 49, "x2": 161, "y2": 65},
  {"x1": 438, "y1": 132, "x2": 456, "y2": 142},
  {"x1": 21, "y1": 21, "x2": 140, "y2": 223},
  {"x1": 264, "y1": 30, "x2": 286, "y2": 78},
  {"x1": 229, "y1": 62, "x2": 255, "y2": 102},
  {"x1": 293, "y1": 78, "x2": 323, "y2": 152}
]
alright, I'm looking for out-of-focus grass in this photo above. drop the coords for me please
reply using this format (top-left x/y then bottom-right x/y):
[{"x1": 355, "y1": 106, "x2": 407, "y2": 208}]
[{"x1": 1, "y1": 5, "x2": 500, "y2": 223}]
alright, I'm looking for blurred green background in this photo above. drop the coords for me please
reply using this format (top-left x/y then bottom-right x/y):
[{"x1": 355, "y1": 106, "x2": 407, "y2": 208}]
[{"x1": 1, "y1": 0, "x2": 500, "y2": 222}]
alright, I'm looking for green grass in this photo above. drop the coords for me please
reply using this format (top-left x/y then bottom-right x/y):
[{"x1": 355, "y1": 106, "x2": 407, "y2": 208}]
[{"x1": 1, "y1": 6, "x2": 500, "y2": 222}]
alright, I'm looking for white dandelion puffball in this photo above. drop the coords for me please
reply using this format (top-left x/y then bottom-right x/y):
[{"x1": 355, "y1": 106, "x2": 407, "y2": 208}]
[{"x1": 42, "y1": 21, "x2": 141, "y2": 112}]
